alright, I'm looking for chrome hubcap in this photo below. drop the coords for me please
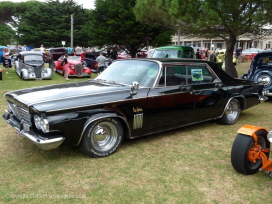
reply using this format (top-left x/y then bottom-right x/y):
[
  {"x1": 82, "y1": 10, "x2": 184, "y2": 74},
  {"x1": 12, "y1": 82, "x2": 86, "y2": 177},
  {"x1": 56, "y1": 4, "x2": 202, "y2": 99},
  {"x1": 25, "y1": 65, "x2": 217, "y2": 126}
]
[
  {"x1": 90, "y1": 122, "x2": 118, "y2": 151},
  {"x1": 226, "y1": 100, "x2": 239, "y2": 121}
]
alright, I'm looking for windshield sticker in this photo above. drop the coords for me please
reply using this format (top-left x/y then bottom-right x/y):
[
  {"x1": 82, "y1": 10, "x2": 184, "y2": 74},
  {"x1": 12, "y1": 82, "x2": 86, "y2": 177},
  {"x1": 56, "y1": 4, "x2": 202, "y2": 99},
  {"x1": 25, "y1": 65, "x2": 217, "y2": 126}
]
[{"x1": 191, "y1": 69, "x2": 203, "y2": 81}]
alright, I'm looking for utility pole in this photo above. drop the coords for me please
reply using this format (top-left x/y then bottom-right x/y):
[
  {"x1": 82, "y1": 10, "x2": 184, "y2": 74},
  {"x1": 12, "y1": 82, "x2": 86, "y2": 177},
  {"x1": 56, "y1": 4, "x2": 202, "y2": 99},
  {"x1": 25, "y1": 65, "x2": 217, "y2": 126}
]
[
  {"x1": 71, "y1": 14, "x2": 74, "y2": 48},
  {"x1": 178, "y1": 29, "x2": 180, "y2": 45}
]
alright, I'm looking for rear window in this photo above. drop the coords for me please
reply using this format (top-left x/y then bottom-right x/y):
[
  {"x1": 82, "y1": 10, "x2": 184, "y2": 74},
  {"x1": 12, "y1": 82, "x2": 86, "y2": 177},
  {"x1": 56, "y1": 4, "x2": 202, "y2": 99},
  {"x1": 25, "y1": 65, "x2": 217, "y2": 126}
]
[{"x1": 51, "y1": 49, "x2": 66, "y2": 53}]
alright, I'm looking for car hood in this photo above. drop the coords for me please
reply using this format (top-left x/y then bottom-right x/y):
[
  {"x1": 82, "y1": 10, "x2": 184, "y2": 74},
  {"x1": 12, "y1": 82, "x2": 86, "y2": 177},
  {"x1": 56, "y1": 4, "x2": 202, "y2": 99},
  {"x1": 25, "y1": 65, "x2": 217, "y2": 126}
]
[{"x1": 5, "y1": 80, "x2": 134, "y2": 112}]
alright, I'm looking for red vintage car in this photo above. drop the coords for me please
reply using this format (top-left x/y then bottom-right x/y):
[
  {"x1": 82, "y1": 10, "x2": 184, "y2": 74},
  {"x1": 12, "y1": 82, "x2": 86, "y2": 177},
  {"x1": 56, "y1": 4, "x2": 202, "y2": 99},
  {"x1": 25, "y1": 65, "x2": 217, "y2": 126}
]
[{"x1": 54, "y1": 55, "x2": 92, "y2": 77}]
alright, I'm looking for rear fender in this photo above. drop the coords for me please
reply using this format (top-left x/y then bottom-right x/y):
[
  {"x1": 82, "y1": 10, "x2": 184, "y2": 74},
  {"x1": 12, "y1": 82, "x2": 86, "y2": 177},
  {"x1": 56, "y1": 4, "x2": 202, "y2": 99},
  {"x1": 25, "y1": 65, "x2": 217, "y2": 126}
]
[{"x1": 237, "y1": 124, "x2": 268, "y2": 141}]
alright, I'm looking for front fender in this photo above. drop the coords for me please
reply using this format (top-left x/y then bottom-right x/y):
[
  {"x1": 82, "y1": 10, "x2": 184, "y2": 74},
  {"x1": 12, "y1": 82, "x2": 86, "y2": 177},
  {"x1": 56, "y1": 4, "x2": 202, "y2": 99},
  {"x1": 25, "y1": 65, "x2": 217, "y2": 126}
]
[
  {"x1": 237, "y1": 124, "x2": 268, "y2": 141},
  {"x1": 77, "y1": 112, "x2": 131, "y2": 145},
  {"x1": 21, "y1": 69, "x2": 33, "y2": 79}
]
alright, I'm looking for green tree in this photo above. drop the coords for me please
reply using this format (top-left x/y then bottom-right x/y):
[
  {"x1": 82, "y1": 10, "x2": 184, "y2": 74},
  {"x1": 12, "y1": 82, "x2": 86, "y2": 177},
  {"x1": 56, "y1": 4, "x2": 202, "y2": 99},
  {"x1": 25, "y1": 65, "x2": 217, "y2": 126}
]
[
  {"x1": 0, "y1": 24, "x2": 16, "y2": 45},
  {"x1": 134, "y1": 0, "x2": 272, "y2": 78},
  {"x1": 84, "y1": 0, "x2": 174, "y2": 57},
  {"x1": 16, "y1": 0, "x2": 89, "y2": 48}
]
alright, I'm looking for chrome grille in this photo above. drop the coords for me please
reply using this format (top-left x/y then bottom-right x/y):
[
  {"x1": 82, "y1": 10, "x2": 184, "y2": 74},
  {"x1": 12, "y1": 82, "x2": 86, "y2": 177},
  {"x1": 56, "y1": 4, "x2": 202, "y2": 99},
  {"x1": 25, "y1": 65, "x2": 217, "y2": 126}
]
[
  {"x1": 75, "y1": 64, "x2": 83, "y2": 75},
  {"x1": 34, "y1": 67, "x2": 42, "y2": 78},
  {"x1": 7, "y1": 99, "x2": 31, "y2": 124}
]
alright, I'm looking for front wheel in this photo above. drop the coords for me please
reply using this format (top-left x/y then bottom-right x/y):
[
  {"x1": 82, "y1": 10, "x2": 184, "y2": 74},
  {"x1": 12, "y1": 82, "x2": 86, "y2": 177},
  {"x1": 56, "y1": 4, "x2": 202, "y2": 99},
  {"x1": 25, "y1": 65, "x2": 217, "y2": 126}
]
[
  {"x1": 231, "y1": 130, "x2": 270, "y2": 175},
  {"x1": 80, "y1": 118, "x2": 123, "y2": 158},
  {"x1": 217, "y1": 98, "x2": 240, "y2": 125}
]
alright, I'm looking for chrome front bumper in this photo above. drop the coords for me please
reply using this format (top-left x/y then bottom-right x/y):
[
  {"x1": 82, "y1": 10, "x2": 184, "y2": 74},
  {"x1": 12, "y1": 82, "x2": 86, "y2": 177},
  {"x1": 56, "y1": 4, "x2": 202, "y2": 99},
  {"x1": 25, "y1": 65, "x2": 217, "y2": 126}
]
[{"x1": 2, "y1": 110, "x2": 65, "y2": 150}]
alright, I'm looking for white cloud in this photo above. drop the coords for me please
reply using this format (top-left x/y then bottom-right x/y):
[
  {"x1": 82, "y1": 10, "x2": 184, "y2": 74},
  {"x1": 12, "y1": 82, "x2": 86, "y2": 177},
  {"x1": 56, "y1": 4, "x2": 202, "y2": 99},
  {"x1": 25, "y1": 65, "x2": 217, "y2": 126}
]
[{"x1": 0, "y1": 0, "x2": 95, "y2": 9}]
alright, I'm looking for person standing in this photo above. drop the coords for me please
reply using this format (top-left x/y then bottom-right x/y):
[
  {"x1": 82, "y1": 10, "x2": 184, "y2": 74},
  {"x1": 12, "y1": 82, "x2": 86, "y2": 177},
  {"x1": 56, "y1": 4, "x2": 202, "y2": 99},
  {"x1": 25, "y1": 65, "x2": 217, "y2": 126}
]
[
  {"x1": 61, "y1": 54, "x2": 70, "y2": 80},
  {"x1": 44, "y1": 51, "x2": 55, "y2": 71},
  {"x1": 96, "y1": 52, "x2": 107, "y2": 75},
  {"x1": 67, "y1": 47, "x2": 72, "y2": 55},
  {"x1": 209, "y1": 51, "x2": 216, "y2": 63},
  {"x1": 196, "y1": 49, "x2": 202, "y2": 59},
  {"x1": 40, "y1": 44, "x2": 45, "y2": 53},
  {"x1": 75, "y1": 45, "x2": 82, "y2": 56},
  {"x1": 204, "y1": 48, "x2": 209, "y2": 60},
  {"x1": 236, "y1": 47, "x2": 242, "y2": 64},
  {"x1": 2, "y1": 48, "x2": 12, "y2": 73}
]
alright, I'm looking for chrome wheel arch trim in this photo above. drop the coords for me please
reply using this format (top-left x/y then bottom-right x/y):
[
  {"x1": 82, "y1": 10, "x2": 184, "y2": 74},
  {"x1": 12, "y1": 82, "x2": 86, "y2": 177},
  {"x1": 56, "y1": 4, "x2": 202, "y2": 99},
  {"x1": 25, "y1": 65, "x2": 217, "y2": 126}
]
[
  {"x1": 218, "y1": 96, "x2": 245, "y2": 119},
  {"x1": 77, "y1": 114, "x2": 131, "y2": 146}
]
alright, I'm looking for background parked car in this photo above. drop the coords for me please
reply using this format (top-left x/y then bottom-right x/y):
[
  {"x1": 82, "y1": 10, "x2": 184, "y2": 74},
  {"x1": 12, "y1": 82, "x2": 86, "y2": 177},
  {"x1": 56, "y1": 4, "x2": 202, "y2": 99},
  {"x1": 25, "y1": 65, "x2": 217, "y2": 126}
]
[
  {"x1": 242, "y1": 48, "x2": 263, "y2": 60},
  {"x1": 83, "y1": 52, "x2": 99, "y2": 73},
  {"x1": 31, "y1": 48, "x2": 49, "y2": 53},
  {"x1": 50, "y1": 47, "x2": 67, "y2": 61},
  {"x1": 54, "y1": 55, "x2": 92, "y2": 77},
  {"x1": 0, "y1": 46, "x2": 7, "y2": 63},
  {"x1": 216, "y1": 49, "x2": 237, "y2": 65},
  {"x1": 151, "y1": 46, "x2": 195, "y2": 59},
  {"x1": 241, "y1": 50, "x2": 272, "y2": 96},
  {"x1": 14, "y1": 51, "x2": 53, "y2": 80}
]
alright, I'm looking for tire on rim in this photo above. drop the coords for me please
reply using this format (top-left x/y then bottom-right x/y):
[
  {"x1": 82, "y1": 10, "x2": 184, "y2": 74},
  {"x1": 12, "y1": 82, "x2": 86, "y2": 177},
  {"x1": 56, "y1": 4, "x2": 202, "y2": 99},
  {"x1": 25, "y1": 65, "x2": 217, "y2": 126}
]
[
  {"x1": 216, "y1": 98, "x2": 240, "y2": 125},
  {"x1": 80, "y1": 118, "x2": 123, "y2": 158},
  {"x1": 231, "y1": 130, "x2": 270, "y2": 175}
]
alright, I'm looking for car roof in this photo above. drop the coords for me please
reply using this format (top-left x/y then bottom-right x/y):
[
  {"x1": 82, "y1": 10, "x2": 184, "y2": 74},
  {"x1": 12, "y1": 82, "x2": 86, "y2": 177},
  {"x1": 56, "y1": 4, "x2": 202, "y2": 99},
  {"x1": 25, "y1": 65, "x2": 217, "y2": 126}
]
[
  {"x1": 50, "y1": 47, "x2": 66, "y2": 50},
  {"x1": 20, "y1": 51, "x2": 43, "y2": 56},
  {"x1": 117, "y1": 58, "x2": 210, "y2": 64},
  {"x1": 155, "y1": 46, "x2": 193, "y2": 50}
]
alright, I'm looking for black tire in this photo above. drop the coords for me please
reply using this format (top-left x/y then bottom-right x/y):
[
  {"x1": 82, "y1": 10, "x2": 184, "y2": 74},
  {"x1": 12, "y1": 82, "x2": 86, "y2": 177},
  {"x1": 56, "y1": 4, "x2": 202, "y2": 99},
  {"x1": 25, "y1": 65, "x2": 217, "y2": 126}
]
[
  {"x1": 217, "y1": 98, "x2": 240, "y2": 125},
  {"x1": 231, "y1": 130, "x2": 270, "y2": 175},
  {"x1": 80, "y1": 118, "x2": 123, "y2": 158}
]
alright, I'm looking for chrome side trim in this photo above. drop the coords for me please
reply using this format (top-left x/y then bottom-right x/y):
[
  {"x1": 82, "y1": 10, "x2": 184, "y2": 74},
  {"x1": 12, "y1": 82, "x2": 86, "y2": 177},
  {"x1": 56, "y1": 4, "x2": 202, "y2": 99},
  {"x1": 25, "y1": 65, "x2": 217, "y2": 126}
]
[
  {"x1": 77, "y1": 115, "x2": 131, "y2": 146},
  {"x1": 133, "y1": 113, "x2": 143, "y2": 129}
]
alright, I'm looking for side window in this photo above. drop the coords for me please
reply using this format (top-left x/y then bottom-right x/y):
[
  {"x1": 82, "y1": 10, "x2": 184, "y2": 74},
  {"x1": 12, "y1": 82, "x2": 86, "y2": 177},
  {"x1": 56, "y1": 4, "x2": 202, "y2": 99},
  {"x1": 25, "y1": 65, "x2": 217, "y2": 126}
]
[
  {"x1": 184, "y1": 50, "x2": 193, "y2": 58},
  {"x1": 157, "y1": 65, "x2": 216, "y2": 87},
  {"x1": 257, "y1": 56, "x2": 272, "y2": 65},
  {"x1": 187, "y1": 65, "x2": 215, "y2": 84},
  {"x1": 158, "y1": 66, "x2": 186, "y2": 86}
]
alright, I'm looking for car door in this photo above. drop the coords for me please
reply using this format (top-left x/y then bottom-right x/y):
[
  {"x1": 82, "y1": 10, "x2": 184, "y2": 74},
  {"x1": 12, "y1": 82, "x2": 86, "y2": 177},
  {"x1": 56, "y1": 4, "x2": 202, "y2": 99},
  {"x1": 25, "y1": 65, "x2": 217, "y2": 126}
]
[
  {"x1": 186, "y1": 64, "x2": 228, "y2": 121},
  {"x1": 147, "y1": 65, "x2": 195, "y2": 130}
]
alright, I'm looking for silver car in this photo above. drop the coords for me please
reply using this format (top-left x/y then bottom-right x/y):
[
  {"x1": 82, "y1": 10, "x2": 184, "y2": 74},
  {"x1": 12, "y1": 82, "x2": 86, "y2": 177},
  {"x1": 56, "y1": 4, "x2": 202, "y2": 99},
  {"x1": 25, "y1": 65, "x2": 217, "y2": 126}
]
[{"x1": 14, "y1": 51, "x2": 53, "y2": 80}]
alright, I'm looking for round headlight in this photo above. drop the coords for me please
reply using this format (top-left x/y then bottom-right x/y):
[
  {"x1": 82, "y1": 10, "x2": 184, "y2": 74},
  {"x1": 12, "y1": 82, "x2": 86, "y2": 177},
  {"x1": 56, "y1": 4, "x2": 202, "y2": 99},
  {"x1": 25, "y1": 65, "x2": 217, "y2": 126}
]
[
  {"x1": 34, "y1": 115, "x2": 49, "y2": 133},
  {"x1": 268, "y1": 130, "x2": 272, "y2": 143},
  {"x1": 257, "y1": 75, "x2": 271, "y2": 86}
]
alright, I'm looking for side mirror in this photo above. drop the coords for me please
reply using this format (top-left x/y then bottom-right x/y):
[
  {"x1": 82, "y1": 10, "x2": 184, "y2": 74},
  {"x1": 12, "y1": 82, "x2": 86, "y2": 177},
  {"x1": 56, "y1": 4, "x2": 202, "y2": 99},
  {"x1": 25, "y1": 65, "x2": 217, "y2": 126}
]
[{"x1": 130, "y1": 81, "x2": 139, "y2": 95}]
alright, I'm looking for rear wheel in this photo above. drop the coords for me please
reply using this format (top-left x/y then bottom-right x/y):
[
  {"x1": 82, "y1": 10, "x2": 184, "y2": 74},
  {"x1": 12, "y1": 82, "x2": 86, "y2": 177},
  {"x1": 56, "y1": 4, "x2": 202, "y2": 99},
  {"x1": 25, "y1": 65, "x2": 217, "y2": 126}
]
[
  {"x1": 217, "y1": 98, "x2": 240, "y2": 125},
  {"x1": 80, "y1": 118, "x2": 123, "y2": 158},
  {"x1": 231, "y1": 130, "x2": 270, "y2": 175}
]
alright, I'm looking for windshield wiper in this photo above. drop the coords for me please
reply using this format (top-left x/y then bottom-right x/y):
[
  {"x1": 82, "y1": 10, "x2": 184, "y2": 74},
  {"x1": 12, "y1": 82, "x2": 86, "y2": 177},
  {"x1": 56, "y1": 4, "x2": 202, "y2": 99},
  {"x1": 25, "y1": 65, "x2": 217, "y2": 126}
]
[
  {"x1": 96, "y1": 79, "x2": 125, "y2": 86},
  {"x1": 108, "y1": 80, "x2": 126, "y2": 86}
]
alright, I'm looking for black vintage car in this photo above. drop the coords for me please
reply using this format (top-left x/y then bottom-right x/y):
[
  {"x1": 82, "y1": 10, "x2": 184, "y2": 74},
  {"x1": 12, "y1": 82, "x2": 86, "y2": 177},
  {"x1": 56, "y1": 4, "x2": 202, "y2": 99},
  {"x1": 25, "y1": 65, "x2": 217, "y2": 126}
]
[
  {"x1": 241, "y1": 50, "x2": 272, "y2": 96},
  {"x1": 2, "y1": 58, "x2": 267, "y2": 158}
]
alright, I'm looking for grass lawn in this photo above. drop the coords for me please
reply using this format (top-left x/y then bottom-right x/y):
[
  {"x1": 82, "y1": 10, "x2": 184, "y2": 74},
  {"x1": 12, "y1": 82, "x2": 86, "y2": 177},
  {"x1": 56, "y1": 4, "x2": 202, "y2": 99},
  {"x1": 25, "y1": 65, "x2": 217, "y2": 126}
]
[{"x1": 0, "y1": 61, "x2": 271, "y2": 204}]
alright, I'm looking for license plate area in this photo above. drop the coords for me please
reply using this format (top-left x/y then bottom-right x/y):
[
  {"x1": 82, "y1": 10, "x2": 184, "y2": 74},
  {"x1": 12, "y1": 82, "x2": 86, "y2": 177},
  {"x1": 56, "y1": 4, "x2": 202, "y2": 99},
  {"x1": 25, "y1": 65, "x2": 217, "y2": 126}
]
[
  {"x1": 22, "y1": 122, "x2": 30, "y2": 131},
  {"x1": 16, "y1": 131, "x2": 24, "y2": 139}
]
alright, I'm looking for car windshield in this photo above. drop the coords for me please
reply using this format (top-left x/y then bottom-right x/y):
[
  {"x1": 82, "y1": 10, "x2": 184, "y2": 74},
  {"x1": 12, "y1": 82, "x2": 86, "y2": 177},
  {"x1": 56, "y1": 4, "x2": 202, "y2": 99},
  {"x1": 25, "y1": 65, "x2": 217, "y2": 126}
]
[
  {"x1": 95, "y1": 60, "x2": 160, "y2": 87},
  {"x1": 152, "y1": 50, "x2": 180, "y2": 58},
  {"x1": 24, "y1": 55, "x2": 43, "y2": 62},
  {"x1": 68, "y1": 56, "x2": 81, "y2": 60}
]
